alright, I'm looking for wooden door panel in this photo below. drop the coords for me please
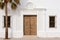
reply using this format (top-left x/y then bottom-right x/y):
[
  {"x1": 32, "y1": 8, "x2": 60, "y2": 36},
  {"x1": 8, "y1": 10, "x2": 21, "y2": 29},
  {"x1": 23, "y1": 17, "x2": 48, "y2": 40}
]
[
  {"x1": 24, "y1": 16, "x2": 30, "y2": 35},
  {"x1": 31, "y1": 16, "x2": 37, "y2": 35}
]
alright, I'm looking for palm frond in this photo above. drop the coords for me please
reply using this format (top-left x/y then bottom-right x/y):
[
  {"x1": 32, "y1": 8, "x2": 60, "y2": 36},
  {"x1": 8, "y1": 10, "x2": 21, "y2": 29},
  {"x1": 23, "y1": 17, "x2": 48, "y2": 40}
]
[
  {"x1": 14, "y1": 0, "x2": 20, "y2": 4},
  {"x1": 0, "y1": 2, "x2": 4, "y2": 9},
  {"x1": 8, "y1": 0, "x2": 12, "y2": 3},
  {"x1": 0, "y1": 0, "x2": 3, "y2": 2},
  {"x1": 1, "y1": 2, "x2": 4, "y2": 9},
  {"x1": 11, "y1": 2, "x2": 17, "y2": 10},
  {"x1": 0, "y1": 0, "x2": 20, "y2": 10}
]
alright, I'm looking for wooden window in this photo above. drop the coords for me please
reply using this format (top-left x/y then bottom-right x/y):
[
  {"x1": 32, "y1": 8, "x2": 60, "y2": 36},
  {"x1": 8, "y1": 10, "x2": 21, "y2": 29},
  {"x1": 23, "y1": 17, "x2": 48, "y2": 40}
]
[
  {"x1": 49, "y1": 16, "x2": 55, "y2": 28},
  {"x1": 4, "y1": 16, "x2": 10, "y2": 27}
]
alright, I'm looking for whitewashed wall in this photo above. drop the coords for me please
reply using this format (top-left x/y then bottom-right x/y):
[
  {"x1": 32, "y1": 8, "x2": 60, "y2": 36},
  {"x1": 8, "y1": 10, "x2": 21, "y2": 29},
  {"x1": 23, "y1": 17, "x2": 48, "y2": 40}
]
[
  {"x1": 0, "y1": 0, "x2": 60, "y2": 38},
  {"x1": 19, "y1": 0, "x2": 60, "y2": 38}
]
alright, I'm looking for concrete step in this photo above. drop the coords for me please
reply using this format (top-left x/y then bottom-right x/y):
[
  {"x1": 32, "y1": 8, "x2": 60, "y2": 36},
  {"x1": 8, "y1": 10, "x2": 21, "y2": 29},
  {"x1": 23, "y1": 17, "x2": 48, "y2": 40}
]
[
  {"x1": 20, "y1": 36, "x2": 40, "y2": 40},
  {"x1": 0, "y1": 37, "x2": 60, "y2": 40},
  {"x1": 23, "y1": 35, "x2": 37, "y2": 38}
]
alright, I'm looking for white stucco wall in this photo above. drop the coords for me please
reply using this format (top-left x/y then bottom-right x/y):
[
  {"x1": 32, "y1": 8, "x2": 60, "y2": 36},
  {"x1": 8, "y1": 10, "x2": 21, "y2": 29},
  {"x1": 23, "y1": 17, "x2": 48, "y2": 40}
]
[
  {"x1": 23, "y1": 0, "x2": 60, "y2": 38},
  {"x1": 0, "y1": 0, "x2": 60, "y2": 38},
  {"x1": 21, "y1": 0, "x2": 60, "y2": 38}
]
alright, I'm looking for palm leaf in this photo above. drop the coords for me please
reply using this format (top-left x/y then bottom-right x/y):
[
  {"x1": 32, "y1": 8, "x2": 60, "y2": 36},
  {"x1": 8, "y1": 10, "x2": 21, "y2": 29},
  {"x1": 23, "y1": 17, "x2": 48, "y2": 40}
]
[
  {"x1": 11, "y1": 2, "x2": 17, "y2": 10},
  {"x1": 0, "y1": 0, "x2": 19, "y2": 10},
  {"x1": 8, "y1": 0, "x2": 12, "y2": 3},
  {"x1": 14, "y1": 0, "x2": 20, "y2": 4},
  {"x1": 0, "y1": 2, "x2": 4, "y2": 9},
  {"x1": 1, "y1": 2, "x2": 4, "y2": 9},
  {"x1": 0, "y1": 0, "x2": 3, "y2": 2},
  {"x1": 0, "y1": 2, "x2": 1, "y2": 7}
]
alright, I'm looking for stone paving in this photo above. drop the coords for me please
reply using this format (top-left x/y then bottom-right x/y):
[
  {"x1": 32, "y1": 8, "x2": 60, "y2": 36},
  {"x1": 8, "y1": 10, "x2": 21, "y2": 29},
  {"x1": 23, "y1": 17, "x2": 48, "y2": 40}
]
[{"x1": 0, "y1": 36, "x2": 60, "y2": 40}]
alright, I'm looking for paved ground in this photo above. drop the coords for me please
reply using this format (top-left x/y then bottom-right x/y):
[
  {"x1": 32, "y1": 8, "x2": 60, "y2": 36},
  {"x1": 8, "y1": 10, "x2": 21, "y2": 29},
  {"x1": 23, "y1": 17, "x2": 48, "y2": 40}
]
[{"x1": 0, "y1": 36, "x2": 60, "y2": 40}]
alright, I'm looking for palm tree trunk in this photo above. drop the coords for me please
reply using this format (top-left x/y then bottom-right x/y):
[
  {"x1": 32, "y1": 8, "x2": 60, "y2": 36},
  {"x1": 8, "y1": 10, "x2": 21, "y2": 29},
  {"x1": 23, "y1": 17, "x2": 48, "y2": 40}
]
[{"x1": 5, "y1": 2, "x2": 8, "y2": 39}]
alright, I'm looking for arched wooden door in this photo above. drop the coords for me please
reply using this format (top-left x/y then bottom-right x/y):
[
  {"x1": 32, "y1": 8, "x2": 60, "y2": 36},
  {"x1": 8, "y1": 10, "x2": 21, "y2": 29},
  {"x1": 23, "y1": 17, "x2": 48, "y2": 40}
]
[{"x1": 24, "y1": 15, "x2": 37, "y2": 35}]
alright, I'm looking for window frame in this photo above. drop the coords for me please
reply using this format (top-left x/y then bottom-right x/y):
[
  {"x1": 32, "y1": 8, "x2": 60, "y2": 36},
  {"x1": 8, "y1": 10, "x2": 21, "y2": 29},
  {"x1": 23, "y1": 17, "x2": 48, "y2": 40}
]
[
  {"x1": 49, "y1": 16, "x2": 56, "y2": 28},
  {"x1": 4, "y1": 16, "x2": 11, "y2": 28}
]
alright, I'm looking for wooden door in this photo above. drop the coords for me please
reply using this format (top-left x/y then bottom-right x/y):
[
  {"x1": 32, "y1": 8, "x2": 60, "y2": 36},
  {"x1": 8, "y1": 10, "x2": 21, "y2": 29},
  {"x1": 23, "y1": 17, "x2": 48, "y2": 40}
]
[
  {"x1": 30, "y1": 16, "x2": 37, "y2": 35},
  {"x1": 24, "y1": 16, "x2": 30, "y2": 35},
  {"x1": 24, "y1": 15, "x2": 37, "y2": 35}
]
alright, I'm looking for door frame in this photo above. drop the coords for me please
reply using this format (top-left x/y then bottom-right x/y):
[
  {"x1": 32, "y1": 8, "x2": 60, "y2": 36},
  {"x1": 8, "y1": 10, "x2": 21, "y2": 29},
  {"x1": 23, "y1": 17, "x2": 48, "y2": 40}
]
[{"x1": 23, "y1": 15, "x2": 37, "y2": 36}]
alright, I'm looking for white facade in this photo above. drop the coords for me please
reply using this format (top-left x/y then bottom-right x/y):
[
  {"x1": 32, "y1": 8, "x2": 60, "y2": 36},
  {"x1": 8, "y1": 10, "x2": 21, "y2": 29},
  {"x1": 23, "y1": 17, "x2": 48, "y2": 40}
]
[{"x1": 0, "y1": 0, "x2": 60, "y2": 38}]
